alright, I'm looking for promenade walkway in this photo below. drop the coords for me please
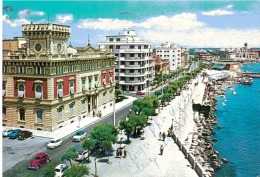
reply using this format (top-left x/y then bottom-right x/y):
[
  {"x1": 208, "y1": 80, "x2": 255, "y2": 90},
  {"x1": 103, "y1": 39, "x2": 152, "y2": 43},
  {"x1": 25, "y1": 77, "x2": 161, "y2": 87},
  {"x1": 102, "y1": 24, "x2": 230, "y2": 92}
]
[{"x1": 85, "y1": 79, "x2": 201, "y2": 177}]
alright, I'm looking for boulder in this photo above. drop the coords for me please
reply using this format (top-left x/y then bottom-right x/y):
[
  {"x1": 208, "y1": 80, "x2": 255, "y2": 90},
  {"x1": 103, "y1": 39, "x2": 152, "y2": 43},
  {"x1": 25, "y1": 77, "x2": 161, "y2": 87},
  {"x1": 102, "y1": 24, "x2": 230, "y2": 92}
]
[{"x1": 221, "y1": 158, "x2": 228, "y2": 163}]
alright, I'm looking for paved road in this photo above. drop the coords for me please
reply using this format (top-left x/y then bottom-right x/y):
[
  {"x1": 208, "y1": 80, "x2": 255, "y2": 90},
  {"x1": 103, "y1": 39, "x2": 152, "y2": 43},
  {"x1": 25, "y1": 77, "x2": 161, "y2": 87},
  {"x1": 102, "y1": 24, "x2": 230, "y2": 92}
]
[{"x1": 3, "y1": 103, "x2": 133, "y2": 177}]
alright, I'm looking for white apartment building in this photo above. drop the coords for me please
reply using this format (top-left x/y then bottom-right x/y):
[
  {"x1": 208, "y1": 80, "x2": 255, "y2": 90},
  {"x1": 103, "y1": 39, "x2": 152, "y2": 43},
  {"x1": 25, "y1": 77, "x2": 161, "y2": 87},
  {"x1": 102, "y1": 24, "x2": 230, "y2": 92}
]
[
  {"x1": 99, "y1": 30, "x2": 155, "y2": 92},
  {"x1": 155, "y1": 42, "x2": 182, "y2": 71}
]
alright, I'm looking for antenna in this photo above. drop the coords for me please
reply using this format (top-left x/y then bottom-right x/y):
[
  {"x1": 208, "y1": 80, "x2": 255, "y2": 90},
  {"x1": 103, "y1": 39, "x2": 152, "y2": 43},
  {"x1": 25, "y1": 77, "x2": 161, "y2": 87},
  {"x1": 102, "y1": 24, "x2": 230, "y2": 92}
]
[{"x1": 48, "y1": 14, "x2": 49, "y2": 24}]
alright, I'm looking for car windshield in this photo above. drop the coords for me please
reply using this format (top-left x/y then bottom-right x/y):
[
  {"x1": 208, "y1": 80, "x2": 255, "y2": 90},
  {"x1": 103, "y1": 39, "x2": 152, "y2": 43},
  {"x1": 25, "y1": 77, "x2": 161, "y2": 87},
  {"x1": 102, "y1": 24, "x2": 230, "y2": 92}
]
[
  {"x1": 50, "y1": 140, "x2": 56, "y2": 143},
  {"x1": 13, "y1": 130, "x2": 19, "y2": 133},
  {"x1": 55, "y1": 169, "x2": 61, "y2": 172},
  {"x1": 76, "y1": 132, "x2": 83, "y2": 135},
  {"x1": 35, "y1": 156, "x2": 41, "y2": 159}
]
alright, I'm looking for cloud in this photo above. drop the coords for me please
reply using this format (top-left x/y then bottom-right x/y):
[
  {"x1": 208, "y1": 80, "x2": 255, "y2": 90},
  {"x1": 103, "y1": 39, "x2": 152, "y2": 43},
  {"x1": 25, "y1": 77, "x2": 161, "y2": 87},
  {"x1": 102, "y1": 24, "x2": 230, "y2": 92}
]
[
  {"x1": 78, "y1": 13, "x2": 205, "y2": 31},
  {"x1": 56, "y1": 14, "x2": 73, "y2": 24},
  {"x1": 226, "y1": 5, "x2": 233, "y2": 9},
  {"x1": 78, "y1": 18, "x2": 135, "y2": 30},
  {"x1": 3, "y1": 14, "x2": 30, "y2": 27},
  {"x1": 202, "y1": 9, "x2": 234, "y2": 16},
  {"x1": 19, "y1": 9, "x2": 45, "y2": 18}
]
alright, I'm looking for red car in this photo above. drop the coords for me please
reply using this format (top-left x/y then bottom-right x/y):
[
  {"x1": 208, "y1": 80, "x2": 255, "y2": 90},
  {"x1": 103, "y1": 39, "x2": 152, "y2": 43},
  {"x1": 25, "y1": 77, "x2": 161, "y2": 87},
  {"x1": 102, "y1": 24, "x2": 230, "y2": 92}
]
[
  {"x1": 136, "y1": 91, "x2": 145, "y2": 95},
  {"x1": 28, "y1": 152, "x2": 51, "y2": 170}
]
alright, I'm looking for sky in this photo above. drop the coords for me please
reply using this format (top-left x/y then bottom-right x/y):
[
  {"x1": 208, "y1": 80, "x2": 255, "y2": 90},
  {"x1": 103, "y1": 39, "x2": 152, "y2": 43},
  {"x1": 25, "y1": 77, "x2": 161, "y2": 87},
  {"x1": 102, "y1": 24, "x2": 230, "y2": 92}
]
[{"x1": 2, "y1": 0, "x2": 260, "y2": 48}]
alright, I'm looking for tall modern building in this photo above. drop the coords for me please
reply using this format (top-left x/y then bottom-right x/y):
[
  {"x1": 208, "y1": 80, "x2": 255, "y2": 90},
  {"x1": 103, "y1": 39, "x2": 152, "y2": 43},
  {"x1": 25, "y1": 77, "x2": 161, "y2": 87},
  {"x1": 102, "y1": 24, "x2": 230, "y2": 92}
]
[
  {"x1": 98, "y1": 30, "x2": 155, "y2": 92},
  {"x1": 155, "y1": 42, "x2": 183, "y2": 71},
  {"x1": 2, "y1": 23, "x2": 116, "y2": 131}
]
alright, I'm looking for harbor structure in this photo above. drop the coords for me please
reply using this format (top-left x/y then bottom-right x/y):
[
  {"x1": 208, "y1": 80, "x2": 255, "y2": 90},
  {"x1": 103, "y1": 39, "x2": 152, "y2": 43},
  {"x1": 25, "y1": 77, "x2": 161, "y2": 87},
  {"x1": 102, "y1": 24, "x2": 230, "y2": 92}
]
[
  {"x1": 98, "y1": 30, "x2": 155, "y2": 92},
  {"x1": 2, "y1": 23, "x2": 116, "y2": 131}
]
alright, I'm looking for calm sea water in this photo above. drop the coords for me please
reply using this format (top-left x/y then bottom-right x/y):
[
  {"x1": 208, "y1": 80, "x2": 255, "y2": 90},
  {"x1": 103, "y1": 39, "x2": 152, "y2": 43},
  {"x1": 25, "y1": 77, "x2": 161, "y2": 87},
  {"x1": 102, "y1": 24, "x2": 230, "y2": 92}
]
[{"x1": 214, "y1": 63, "x2": 260, "y2": 177}]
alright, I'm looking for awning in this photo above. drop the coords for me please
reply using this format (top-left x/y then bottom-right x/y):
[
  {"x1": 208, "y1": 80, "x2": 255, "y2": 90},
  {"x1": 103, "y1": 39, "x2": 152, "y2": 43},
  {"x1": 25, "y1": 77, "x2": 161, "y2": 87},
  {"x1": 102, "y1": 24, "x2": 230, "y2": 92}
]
[{"x1": 212, "y1": 65, "x2": 225, "y2": 69}]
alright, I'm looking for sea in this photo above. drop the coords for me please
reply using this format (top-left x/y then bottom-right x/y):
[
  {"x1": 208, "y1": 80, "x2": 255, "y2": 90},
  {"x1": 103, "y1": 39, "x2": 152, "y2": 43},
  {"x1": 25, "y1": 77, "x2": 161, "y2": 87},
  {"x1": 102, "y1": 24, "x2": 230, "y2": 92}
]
[{"x1": 214, "y1": 62, "x2": 260, "y2": 177}]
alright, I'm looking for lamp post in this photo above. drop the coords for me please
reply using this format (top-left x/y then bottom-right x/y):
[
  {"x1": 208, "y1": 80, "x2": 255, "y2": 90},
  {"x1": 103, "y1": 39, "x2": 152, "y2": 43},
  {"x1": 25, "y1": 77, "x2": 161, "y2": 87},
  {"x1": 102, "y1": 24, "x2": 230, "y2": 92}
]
[
  {"x1": 113, "y1": 93, "x2": 116, "y2": 126},
  {"x1": 94, "y1": 158, "x2": 98, "y2": 177}
]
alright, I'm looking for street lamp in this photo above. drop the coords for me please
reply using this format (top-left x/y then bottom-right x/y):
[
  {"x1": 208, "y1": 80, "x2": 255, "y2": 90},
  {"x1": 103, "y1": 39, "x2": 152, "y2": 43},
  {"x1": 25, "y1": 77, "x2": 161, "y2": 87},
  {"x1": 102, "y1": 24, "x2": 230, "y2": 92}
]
[{"x1": 113, "y1": 93, "x2": 116, "y2": 126}]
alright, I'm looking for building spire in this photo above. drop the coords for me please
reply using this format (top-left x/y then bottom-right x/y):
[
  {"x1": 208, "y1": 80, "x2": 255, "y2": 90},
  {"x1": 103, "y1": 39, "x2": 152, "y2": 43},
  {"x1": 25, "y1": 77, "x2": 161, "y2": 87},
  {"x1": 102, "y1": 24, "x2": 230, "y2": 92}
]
[{"x1": 87, "y1": 34, "x2": 90, "y2": 46}]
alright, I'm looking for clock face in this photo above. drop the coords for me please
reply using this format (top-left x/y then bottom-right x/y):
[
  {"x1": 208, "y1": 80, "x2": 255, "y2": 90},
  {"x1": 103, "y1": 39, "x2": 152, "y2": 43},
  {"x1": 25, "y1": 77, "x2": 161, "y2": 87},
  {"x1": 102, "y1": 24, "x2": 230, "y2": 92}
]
[
  {"x1": 35, "y1": 43, "x2": 42, "y2": 52},
  {"x1": 57, "y1": 44, "x2": 61, "y2": 52}
]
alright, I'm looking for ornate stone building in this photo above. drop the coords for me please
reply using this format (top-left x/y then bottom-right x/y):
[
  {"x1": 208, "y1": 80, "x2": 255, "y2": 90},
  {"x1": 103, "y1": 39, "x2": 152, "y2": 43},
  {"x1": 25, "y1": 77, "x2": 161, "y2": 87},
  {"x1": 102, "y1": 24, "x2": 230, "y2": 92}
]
[{"x1": 2, "y1": 23, "x2": 116, "y2": 131}]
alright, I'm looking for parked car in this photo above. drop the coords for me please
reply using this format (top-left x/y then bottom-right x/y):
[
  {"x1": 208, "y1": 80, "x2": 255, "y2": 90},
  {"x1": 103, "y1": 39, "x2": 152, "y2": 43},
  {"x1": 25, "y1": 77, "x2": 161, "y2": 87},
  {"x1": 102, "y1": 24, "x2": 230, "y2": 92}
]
[
  {"x1": 2, "y1": 128, "x2": 13, "y2": 137},
  {"x1": 75, "y1": 149, "x2": 90, "y2": 162},
  {"x1": 55, "y1": 164, "x2": 69, "y2": 177},
  {"x1": 72, "y1": 130, "x2": 86, "y2": 142},
  {"x1": 8, "y1": 129, "x2": 22, "y2": 139},
  {"x1": 47, "y1": 138, "x2": 62, "y2": 149},
  {"x1": 136, "y1": 91, "x2": 145, "y2": 95},
  {"x1": 27, "y1": 152, "x2": 51, "y2": 170},
  {"x1": 18, "y1": 130, "x2": 33, "y2": 140}
]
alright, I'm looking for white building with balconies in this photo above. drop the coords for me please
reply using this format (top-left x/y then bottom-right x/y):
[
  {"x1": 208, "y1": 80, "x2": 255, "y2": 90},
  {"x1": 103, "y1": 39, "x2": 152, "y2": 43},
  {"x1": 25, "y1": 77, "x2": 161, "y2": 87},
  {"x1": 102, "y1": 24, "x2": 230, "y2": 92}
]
[
  {"x1": 98, "y1": 30, "x2": 155, "y2": 92},
  {"x1": 155, "y1": 42, "x2": 182, "y2": 71}
]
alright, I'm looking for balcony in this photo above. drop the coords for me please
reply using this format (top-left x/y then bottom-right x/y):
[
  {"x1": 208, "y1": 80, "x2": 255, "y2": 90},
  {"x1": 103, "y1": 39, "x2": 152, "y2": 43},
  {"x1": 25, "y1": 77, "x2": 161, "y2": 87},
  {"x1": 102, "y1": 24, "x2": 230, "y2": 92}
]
[
  {"x1": 119, "y1": 49, "x2": 151, "y2": 53},
  {"x1": 119, "y1": 80, "x2": 146, "y2": 85}
]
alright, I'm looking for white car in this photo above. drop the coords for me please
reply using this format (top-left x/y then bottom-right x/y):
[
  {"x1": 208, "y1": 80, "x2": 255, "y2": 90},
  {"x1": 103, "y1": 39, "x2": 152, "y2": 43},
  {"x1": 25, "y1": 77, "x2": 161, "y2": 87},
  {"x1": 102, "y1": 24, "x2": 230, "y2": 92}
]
[
  {"x1": 47, "y1": 138, "x2": 62, "y2": 149},
  {"x1": 55, "y1": 164, "x2": 68, "y2": 177},
  {"x1": 75, "y1": 149, "x2": 90, "y2": 162},
  {"x1": 72, "y1": 130, "x2": 86, "y2": 142},
  {"x1": 2, "y1": 128, "x2": 13, "y2": 137}
]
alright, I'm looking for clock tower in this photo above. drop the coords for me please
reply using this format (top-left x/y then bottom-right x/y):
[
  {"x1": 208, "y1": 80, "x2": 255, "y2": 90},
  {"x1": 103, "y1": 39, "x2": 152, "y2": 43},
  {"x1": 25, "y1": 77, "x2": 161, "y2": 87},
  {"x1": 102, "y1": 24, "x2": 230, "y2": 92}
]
[{"x1": 22, "y1": 23, "x2": 71, "y2": 58}]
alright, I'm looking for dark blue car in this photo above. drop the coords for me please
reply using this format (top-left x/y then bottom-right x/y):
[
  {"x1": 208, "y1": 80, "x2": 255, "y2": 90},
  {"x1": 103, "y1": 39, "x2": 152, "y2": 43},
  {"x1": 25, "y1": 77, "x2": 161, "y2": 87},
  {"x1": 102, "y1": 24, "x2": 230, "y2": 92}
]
[{"x1": 9, "y1": 129, "x2": 22, "y2": 139}]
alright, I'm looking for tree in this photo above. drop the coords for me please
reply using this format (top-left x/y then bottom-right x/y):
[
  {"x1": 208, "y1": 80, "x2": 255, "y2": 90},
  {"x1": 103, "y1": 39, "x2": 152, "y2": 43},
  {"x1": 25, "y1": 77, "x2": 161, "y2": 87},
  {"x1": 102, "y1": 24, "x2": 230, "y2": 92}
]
[
  {"x1": 154, "y1": 90, "x2": 162, "y2": 98},
  {"x1": 82, "y1": 138, "x2": 95, "y2": 161},
  {"x1": 90, "y1": 124, "x2": 119, "y2": 145},
  {"x1": 42, "y1": 161, "x2": 56, "y2": 177},
  {"x1": 119, "y1": 118, "x2": 134, "y2": 143},
  {"x1": 61, "y1": 147, "x2": 78, "y2": 167},
  {"x1": 132, "y1": 105, "x2": 140, "y2": 115},
  {"x1": 101, "y1": 141, "x2": 112, "y2": 164},
  {"x1": 142, "y1": 107, "x2": 154, "y2": 121},
  {"x1": 64, "y1": 164, "x2": 90, "y2": 177},
  {"x1": 115, "y1": 89, "x2": 122, "y2": 100},
  {"x1": 130, "y1": 114, "x2": 147, "y2": 135}
]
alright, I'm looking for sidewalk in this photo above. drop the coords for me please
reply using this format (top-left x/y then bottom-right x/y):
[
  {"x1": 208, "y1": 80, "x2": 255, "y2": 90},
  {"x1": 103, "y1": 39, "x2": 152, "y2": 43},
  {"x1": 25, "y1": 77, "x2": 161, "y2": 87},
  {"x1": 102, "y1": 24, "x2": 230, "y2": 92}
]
[
  {"x1": 5, "y1": 96, "x2": 137, "y2": 139},
  {"x1": 85, "y1": 80, "x2": 200, "y2": 177}
]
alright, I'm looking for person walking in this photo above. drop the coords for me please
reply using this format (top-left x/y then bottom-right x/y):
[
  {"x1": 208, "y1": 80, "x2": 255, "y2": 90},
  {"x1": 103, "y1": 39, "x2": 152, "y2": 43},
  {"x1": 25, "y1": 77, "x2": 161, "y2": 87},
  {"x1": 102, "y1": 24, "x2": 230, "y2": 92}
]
[
  {"x1": 159, "y1": 132, "x2": 162, "y2": 141},
  {"x1": 162, "y1": 132, "x2": 166, "y2": 141},
  {"x1": 160, "y1": 144, "x2": 164, "y2": 155},
  {"x1": 123, "y1": 148, "x2": 127, "y2": 158},
  {"x1": 168, "y1": 128, "x2": 172, "y2": 137}
]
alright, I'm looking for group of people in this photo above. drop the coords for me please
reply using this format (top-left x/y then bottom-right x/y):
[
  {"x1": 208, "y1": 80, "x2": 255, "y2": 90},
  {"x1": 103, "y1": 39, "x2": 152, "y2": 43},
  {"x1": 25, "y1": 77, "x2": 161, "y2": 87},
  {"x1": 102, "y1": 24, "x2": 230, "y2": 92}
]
[
  {"x1": 116, "y1": 146, "x2": 127, "y2": 158},
  {"x1": 159, "y1": 128, "x2": 173, "y2": 141}
]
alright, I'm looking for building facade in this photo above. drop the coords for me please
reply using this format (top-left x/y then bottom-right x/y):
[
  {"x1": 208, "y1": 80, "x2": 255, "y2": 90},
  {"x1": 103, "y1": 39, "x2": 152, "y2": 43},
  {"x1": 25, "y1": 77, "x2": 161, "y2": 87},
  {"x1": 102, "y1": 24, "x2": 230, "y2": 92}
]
[
  {"x1": 155, "y1": 42, "x2": 182, "y2": 71},
  {"x1": 98, "y1": 30, "x2": 155, "y2": 92},
  {"x1": 153, "y1": 54, "x2": 170, "y2": 75},
  {"x1": 2, "y1": 23, "x2": 116, "y2": 131},
  {"x1": 3, "y1": 37, "x2": 26, "y2": 52}
]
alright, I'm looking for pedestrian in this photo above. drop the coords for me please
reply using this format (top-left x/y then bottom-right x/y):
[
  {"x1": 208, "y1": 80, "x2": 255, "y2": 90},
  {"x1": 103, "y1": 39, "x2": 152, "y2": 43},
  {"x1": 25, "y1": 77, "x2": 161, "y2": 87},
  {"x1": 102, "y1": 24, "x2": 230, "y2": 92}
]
[
  {"x1": 168, "y1": 128, "x2": 171, "y2": 137},
  {"x1": 160, "y1": 144, "x2": 164, "y2": 155},
  {"x1": 119, "y1": 149, "x2": 122, "y2": 158},
  {"x1": 124, "y1": 148, "x2": 127, "y2": 158},
  {"x1": 159, "y1": 132, "x2": 162, "y2": 141},
  {"x1": 162, "y1": 132, "x2": 166, "y2": 141},
  {"x1": 116, "y1": 148, "x2": 119, "y2": 158}
]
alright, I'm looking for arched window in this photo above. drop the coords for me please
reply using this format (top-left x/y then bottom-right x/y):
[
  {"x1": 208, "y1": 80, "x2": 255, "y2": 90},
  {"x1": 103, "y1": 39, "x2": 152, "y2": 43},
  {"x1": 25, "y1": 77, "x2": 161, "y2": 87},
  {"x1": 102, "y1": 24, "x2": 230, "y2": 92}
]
[
  {"x1": 18, "y1": 84, "x2": 25, "y2": 98},
  {"x1": 81, "y1": 99, "x2": 86, "y2": 112},
  {"x1": 69, "y1": 103, "x2": 74, "y2": 117},
  {"x1": 2, "y1": 107, "x2": 6, "y2": 119},
  {"x1": 36, "y1": 110, "x2": 43, "y2": 123},
  {"x1": 35, "y1": 85, "x2": 42, "y2": 99},
  {"x1": 2, "y1": 82, "x2": 6, "y2": 96},
  {"x1": 57, "y1": 83, "x2": 63, "y2": 98},
  {"x1": 19, "y1": 108, "x2": 25, "y2": 121},
  {"x1": 69, "y1": 81, "x2": 74, "y2": 94},
  {"x1": 58, "y1": 107, "x2": 63, "y2": 121}
]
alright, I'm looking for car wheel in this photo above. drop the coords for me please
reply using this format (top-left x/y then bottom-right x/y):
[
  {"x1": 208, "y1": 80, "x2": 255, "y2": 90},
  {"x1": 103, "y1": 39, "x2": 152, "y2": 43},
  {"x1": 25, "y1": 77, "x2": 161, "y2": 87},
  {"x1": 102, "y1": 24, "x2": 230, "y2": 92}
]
[
  {"x1": 36, "y1": 166, "x2": 40, "y2": 170},
  {"x1": 46, "y1": 159, "x2": 50, "y2": 163}
]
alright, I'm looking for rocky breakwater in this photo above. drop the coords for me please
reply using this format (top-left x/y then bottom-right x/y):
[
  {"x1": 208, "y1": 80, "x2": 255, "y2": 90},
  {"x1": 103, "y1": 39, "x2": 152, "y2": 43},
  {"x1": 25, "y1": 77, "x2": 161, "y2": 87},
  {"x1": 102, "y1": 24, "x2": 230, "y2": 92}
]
[{"x1": 189, "y1": 110, "x2": 228, "y2": 176}]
